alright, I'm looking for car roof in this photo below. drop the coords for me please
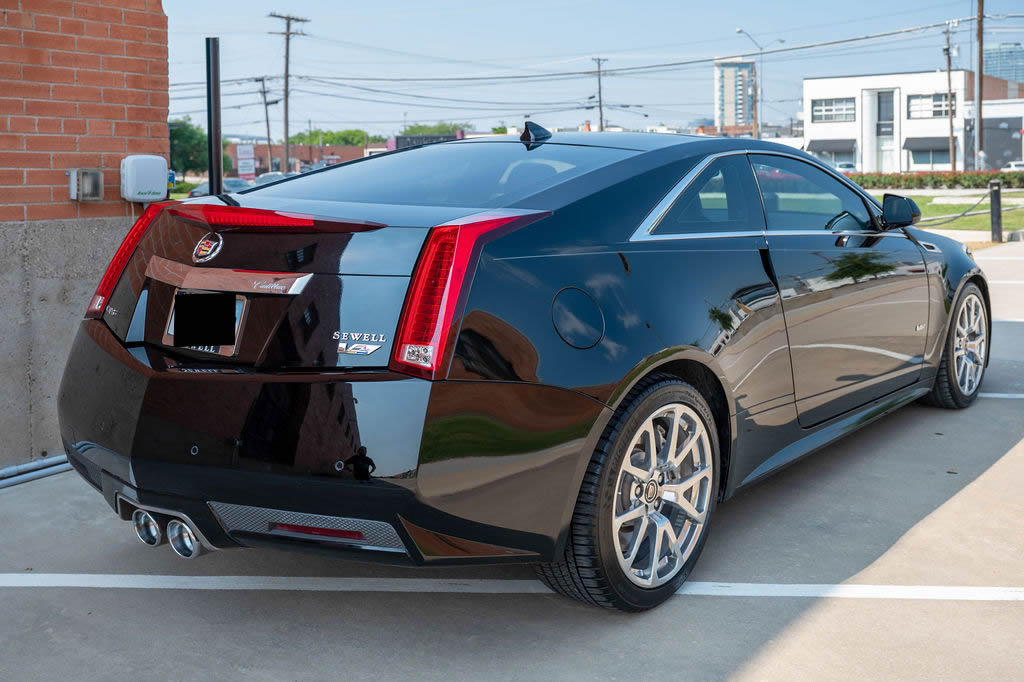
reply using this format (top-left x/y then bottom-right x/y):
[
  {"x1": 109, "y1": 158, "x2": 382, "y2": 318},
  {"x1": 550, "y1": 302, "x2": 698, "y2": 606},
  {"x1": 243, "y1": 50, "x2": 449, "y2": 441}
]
[{"x1": 452, "y1": 132, "x2": 808, "y2": 156}]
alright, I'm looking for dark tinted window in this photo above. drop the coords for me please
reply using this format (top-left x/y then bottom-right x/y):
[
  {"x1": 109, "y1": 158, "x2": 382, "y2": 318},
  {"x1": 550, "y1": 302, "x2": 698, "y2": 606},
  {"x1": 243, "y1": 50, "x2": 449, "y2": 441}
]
[
  {"x1": 653, "y1": 154, "x2": 764, "y2": 235},
  {"x1": 750, "y1": 154, "x2": 871, "y2": 232},
  {"x1": 251, "y1": 141, "x2": 637, "y2": 208}
]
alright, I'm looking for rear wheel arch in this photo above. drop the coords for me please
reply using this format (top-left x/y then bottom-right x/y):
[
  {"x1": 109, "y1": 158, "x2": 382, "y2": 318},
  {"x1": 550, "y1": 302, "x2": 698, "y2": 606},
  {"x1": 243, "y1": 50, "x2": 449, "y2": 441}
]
[{"x1": 606, "y1": 353, "x2": 734, "y2": 501}]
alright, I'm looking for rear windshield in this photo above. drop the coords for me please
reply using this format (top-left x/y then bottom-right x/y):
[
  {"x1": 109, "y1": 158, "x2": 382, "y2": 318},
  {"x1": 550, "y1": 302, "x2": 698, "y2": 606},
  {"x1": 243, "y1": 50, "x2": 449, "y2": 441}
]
[{"x1": 250, "y1": 141, "x2": 638, "y2": 207}]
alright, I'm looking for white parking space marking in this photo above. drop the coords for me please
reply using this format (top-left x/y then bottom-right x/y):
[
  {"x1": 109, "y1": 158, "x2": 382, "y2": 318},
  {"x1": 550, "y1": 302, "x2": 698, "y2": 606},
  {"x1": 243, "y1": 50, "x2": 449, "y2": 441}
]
[
  {"x1": 988, "y1": 281, "x2": 1024, "y2": 284},
  {"x1": 3, "y1": 574, "x2": 1024, "y2": 600},
  {"x1": 973, "y1": 257, "x2": 1024, "y2": 261},
  {"x1": 978, "y1": 393, "x2": 1024, "y2": 399}
]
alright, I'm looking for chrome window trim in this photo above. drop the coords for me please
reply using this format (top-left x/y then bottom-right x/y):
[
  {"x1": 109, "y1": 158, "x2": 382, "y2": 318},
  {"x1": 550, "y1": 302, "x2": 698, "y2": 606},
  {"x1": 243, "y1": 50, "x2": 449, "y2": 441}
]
[
  {"x1": 628, "y1": 147, "x2": 896, "y2": 243},
  {"x1": 629, "y1": 149, "x2": 747, "y2": 242}
]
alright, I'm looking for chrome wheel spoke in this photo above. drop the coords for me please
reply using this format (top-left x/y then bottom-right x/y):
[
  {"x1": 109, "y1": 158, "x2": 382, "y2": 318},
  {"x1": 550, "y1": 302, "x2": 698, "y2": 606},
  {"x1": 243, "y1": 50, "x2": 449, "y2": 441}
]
[
  {"x1": 952, "y1": 293, "x2": 986, "y2": 397},
  {"x1": 611, "y1": 402, "x2": 714, "y2": 589}
]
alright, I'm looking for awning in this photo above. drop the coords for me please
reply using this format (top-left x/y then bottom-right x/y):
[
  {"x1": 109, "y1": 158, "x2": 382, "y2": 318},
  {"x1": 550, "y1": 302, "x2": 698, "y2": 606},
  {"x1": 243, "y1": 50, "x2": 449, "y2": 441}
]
[
  {"x1": 903, "y1": 136, "x2": 956, "y2": 151},
  {"x1": 806, "y1": 139, "x2": 855, "y2": 152}
]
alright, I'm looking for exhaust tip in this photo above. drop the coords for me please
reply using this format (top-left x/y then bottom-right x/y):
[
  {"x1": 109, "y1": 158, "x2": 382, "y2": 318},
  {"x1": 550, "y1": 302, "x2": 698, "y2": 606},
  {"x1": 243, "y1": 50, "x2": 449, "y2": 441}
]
[
  {"x1": 132, "y1": 509, "x2": 165, "y2": 547},
  {"x1": 167, "y1": 519, "x2": 203, "y2": 559}
]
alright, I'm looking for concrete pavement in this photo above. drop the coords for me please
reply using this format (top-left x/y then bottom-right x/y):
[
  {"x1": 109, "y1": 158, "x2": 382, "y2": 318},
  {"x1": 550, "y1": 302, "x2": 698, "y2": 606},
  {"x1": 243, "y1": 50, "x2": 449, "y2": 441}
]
[{"x1": 1, "y1": 242, "x2": 1022, "y2": 680}]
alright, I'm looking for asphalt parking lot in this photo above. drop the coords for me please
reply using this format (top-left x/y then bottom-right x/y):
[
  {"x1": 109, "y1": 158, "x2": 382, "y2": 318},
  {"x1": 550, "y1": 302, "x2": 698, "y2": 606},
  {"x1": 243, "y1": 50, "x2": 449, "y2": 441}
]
[{"x1": 2, "y1": 241, "x2": 1023, "y2": 680}]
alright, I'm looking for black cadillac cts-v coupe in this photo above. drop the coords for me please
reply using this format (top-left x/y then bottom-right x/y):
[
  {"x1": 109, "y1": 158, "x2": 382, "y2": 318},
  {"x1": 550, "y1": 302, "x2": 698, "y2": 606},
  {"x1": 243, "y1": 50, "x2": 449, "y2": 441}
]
[{"x1": 59, "y1": 127, "x2": 990, "y2": 610}]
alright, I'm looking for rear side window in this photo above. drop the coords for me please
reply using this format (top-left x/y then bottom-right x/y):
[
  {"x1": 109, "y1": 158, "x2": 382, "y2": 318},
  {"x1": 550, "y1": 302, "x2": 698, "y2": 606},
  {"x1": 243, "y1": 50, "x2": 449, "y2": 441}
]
[
  {"x1": 653, "y1": 154, "x2": 764, "y2": 235},
  {"x1": 252, "y1": 142, "x2": 637, "y2": 208},
  {"x1": 750, "y1": 154, "x2": 872, "y2": 232}
]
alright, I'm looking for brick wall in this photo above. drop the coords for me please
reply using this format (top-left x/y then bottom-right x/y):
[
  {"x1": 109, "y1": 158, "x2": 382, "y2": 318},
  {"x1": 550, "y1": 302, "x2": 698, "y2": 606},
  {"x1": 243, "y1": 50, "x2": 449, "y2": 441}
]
[{"x1": 0, "y1": 0, "x2": 168, "y2": 222}]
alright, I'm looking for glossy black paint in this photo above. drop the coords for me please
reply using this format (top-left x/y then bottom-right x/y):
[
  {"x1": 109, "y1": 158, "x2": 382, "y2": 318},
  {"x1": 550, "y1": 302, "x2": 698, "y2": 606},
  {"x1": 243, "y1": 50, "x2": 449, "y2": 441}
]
[{"x1": 58, "y1": 134, "x2": 988, "y2": 564}]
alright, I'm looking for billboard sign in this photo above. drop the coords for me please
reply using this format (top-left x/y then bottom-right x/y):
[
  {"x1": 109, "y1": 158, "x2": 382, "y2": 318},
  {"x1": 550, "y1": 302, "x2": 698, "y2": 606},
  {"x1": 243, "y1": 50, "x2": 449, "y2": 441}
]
[{"x1": 237, "y1": 144, "x2": 256, "y2": 181}]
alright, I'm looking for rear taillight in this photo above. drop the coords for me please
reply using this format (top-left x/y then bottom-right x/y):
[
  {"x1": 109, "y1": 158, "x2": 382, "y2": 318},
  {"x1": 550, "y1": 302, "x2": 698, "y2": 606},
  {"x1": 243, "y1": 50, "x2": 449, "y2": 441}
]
[
  {"x1": 85, "y1": 202, "x2": 168, "y2": 319},
  {"x1": 389, "y1": 210, "x2": 550, "y2": 380},
  {"x1": 168, "y1": 204, "x2": 385, "y2": 232}
]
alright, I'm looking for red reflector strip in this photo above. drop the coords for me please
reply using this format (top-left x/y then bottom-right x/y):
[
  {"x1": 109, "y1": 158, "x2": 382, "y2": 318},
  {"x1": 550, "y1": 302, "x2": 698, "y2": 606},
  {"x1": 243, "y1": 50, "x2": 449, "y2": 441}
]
[{"x1": 270, "y1": 523, "x2": 365, "y2": 541}]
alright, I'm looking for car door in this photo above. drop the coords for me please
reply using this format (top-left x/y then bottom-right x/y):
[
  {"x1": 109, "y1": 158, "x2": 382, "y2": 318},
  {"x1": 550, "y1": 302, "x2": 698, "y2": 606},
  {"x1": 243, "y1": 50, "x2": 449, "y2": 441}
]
[{"x1": 749, "y1": 153, "x2": 929, "y2": 427}]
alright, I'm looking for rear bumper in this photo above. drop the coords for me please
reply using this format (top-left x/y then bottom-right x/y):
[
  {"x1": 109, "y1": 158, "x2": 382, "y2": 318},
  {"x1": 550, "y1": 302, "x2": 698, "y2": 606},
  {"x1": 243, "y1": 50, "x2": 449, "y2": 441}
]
[{"x1": 59, "y1": 320, "x2": 609, "y2": 564}]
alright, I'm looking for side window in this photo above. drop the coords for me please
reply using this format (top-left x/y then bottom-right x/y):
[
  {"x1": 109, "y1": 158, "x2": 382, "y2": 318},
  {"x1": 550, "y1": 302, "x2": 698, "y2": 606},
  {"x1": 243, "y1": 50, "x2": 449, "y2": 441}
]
[
  {"x1": 749, "y1": 154, "x2": 872, "y2": 232},
  {"x1": 653, "y1": 154, "x2": 765, "y2": 235}
]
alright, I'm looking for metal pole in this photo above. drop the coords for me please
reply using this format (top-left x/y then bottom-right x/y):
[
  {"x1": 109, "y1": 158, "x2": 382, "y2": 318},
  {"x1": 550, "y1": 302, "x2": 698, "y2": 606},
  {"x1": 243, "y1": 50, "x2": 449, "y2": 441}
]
[
  {"x1": 205, "y1": 37, "x2": 222, "y2": 195},
  {"x1": 945, "y1": 25, "x2": 956, "y2": 172},
  {"x1": 593, "y1": 57, "x2": 606, "y2": 132},
  {"x1": 975, "y1": 0, "x2": 984, "y2": 168},
  {"x1": 259, "y1": 77, "x2": 273, "y2": 174},
  {"x1": 752, "y1": 60, "x2": 759, "y2": 140},
  {"x1": 990, "y1": 179, "x2": 1002, "y2": 243}
]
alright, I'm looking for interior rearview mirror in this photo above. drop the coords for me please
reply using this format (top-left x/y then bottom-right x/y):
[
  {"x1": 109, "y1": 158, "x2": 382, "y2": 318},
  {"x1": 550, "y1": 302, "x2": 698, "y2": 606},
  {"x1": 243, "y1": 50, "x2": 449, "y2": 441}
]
[{"x1": 881, "y1": 194, "x2": 921, "y2": 229}]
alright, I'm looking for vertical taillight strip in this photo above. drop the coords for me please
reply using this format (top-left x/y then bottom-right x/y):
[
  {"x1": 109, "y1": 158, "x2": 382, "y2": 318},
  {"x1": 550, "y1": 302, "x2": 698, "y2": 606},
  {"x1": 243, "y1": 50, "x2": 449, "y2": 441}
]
[
  {"x1": 85, "y1": 202, "x2": 169, "y2": 319},
  {"x1": 388, "y1": 210, "x2": 550, "y2": 380}
]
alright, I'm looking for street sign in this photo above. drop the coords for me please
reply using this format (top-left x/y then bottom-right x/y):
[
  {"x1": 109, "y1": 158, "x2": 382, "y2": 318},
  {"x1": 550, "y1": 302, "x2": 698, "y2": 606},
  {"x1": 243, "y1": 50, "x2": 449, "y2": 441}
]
[{"x1": 237, "y1": 144, "x2": 255, "y2": 182}]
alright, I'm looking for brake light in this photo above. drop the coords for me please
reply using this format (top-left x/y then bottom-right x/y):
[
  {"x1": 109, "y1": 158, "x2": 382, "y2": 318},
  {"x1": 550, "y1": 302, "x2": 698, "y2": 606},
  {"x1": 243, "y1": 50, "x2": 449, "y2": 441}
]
[
  {"x1": 389, "y1": 210, "x2": 550, "y2": 380},
  {"x1": 168, "y1": 204, "x2": 385, "y2": 232},
  {"x1": 85, "y1": 202, "x2": 168, "y2": 319}
]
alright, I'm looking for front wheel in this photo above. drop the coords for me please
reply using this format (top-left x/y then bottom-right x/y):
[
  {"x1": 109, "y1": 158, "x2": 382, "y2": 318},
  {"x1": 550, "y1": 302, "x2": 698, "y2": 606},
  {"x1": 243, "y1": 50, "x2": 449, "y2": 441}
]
[
  {"x1": 535, "y1": 375, "x2": 719, "y2": 611},
  {"x1": 922, "y1": 282, "x2": 988, "y2": 409}
]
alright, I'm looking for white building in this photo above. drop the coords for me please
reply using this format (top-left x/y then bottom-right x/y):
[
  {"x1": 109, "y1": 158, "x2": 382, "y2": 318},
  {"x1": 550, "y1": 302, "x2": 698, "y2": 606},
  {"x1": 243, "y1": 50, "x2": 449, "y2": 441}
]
[
  {"x1": 714, "y1": 59, "x2": 755, "y2": 129},
  {"x1": 802, "y1": 70, "x2": 1024, "y2": 173}
]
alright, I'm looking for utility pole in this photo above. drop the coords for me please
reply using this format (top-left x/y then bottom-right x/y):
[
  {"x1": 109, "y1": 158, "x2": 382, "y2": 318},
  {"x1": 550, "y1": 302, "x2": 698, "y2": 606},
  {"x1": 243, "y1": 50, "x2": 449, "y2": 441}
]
[
  {"x1": 258, "y1": 77, "x2": 273, "y2": 173},
  {"x1": 308, "y1": 118, "x2": 313, "y2": 164},
  {"x1": 593, "y1": 58, "x2": 607, "y2": 132},
  {"x1": 269, "y1": 12, "x2": 309, "y2": 174},
  {"x1": 945, "y1": 23, "x2": 957, "y2": 172},
  {"x1": 975, "y1": 0, "x2": 984, "y2": 168},
  {"x1": 751, "y1": 63, "x2": 759, "y2": 140}
]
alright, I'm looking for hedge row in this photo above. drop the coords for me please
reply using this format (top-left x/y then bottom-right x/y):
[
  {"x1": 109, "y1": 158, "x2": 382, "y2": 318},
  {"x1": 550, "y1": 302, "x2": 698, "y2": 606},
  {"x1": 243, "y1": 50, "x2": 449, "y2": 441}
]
[
  {"x1": 174, "y1": 181, "x2": 198, "y2": 194},
  {"x1": 848, "y1": 171, "x2": 1024, "y2": 190}
]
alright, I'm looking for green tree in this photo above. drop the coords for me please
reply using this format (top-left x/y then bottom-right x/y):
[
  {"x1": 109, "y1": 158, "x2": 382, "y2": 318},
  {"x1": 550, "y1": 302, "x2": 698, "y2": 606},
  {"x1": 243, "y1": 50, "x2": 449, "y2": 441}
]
[
  {"x1": 169, "y1": 117, "x2": 206, "y2": 174},
  {"x1": 288, "y1": 128, "x2": 387, "y2": 146},
  {"x1": 222, "y1": 138, "x2": 232, "y2": 173},
  {"x1": 491, "y1": 125, "x2": 508, "y2": 134},
  {"x1": 168, "y1": 117, "x2": 232, "y2": 175},
  {"x1": 399, "y1": 122, "x2": 470, "y2": 136}
]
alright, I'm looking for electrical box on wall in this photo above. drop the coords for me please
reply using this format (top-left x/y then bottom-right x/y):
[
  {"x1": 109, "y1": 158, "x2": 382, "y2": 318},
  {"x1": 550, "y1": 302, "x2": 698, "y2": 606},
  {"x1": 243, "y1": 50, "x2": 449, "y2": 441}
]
[
  {"x1": 120, "y1": 155, "x2": 169, "y2": 202},
  {"x1": 67, "y1": 169, "x2": 104, "y2": 202}
]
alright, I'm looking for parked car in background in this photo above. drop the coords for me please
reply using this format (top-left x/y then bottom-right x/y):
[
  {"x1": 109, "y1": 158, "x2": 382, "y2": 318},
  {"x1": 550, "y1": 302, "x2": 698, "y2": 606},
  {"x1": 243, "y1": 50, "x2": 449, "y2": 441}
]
[
  {"x1": 1000, "y1": 161, "x2": 1024, "y2": 172},
  {"x1": 835, "y1": 161, "x2": 857, "y2": 174},
  {"x1": 59, "y1": 132, "x2": 990, "y2": 611},
  {"x1": 187, "y1": 178, "x2": 254, "y2": 197},
  {"x1": 253, "y1": 172, "x2": 286, "y2": 185}
]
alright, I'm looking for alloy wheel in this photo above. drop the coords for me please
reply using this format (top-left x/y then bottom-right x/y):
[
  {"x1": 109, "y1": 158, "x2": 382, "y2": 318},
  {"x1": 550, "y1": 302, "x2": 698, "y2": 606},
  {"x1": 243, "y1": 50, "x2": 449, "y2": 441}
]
[
  {"x1": 611, "y1": 403, "x2": 713, "y2": 588},
  {"x1": 953, "y1": 293, "x2": 987, "y2": 396}
]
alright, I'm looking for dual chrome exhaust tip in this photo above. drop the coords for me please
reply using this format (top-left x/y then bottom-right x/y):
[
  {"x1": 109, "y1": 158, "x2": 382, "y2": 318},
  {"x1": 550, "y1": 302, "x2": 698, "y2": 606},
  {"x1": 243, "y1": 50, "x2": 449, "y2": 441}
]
[{"x1": 131, "y1": 509, "x2": 205, "y2": 559}]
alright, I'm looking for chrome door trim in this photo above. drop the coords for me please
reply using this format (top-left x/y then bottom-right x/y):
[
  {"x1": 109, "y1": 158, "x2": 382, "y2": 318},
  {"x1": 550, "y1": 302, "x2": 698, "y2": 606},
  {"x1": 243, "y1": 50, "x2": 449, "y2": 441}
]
[
  {"x1": 766, "y1": 230, "x2": 908, "y2": 239},
  {"x1": 628, "y1": 147, "x2": 886, "y2": 244}
]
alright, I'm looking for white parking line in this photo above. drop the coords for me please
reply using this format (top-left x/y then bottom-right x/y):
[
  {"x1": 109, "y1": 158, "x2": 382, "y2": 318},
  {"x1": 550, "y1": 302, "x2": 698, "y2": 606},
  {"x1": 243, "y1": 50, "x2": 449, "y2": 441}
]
[
  {"x1": 988, "y1": 281, "x2": 1024, "y2": 284},
  {"x1": 978, "y1": 393, "x2": 1024, "y2": 399},
  {"x1": 974, "y1": 257, "x2": 1024, "y2": 261},
  {"x1": 2, "y1": 574, "x2": 1024, "y2": 600}
]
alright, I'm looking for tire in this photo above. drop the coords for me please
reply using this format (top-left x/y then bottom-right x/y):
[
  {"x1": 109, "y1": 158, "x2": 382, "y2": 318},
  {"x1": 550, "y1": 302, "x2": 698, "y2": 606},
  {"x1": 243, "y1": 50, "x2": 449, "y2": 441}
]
[
  {"x1": 535, "y1": 374, "x2": 720, "y2": 611},
  {"x1": 921, "y1": 282, "x2": 988, "y2": 409}
]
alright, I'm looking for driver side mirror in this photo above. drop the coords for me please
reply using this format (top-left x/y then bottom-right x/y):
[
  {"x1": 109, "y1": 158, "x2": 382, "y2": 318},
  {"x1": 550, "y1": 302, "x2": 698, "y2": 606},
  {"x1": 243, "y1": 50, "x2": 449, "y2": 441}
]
[{"x1": 881, "y1": 194, "x2": 921, "y2": 229}]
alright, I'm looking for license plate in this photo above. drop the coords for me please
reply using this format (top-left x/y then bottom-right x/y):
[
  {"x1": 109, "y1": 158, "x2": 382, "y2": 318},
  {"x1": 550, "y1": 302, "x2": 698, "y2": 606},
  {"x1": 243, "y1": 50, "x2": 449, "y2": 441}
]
[{"x1": 165, "y1": 292, "x2": 246, "y2": 355}]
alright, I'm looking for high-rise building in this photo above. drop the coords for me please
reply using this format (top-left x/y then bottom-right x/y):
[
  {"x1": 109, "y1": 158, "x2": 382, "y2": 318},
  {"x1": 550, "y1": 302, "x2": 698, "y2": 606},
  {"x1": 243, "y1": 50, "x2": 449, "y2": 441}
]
[
  {"x1": 714, "y1": 59, "x2": 756, "y2": 128},
  {"x1": 984, "y1": 43, "x2": 1024, "y2": 83}
]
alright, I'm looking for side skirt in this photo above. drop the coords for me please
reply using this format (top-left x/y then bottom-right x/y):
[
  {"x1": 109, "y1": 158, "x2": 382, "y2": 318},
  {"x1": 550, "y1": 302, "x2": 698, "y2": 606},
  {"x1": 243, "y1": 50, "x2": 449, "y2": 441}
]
[{"x1": 735, "y1": 382, "x2": 931, "y2": 491}]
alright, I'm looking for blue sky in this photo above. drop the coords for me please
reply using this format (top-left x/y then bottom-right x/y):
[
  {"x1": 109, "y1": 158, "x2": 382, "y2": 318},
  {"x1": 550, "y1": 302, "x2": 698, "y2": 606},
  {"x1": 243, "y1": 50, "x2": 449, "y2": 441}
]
[{"x1": 166, "y1": 0, "x2": 1024, "y2": 138}]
